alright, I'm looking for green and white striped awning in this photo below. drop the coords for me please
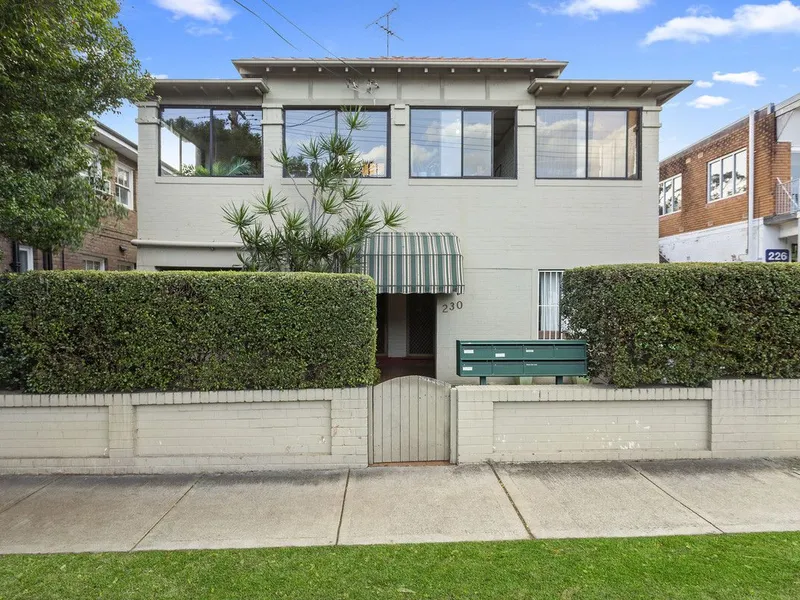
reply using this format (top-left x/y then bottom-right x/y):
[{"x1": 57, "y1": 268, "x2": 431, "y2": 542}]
[{"x1": 361, "y1": 232, "x2": 464, "y2": 294}]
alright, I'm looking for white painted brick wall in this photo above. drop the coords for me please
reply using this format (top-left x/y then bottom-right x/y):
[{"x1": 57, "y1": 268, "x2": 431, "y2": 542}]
[
  {"x1": 0, "y1": 407, "x2": 108, "y2": 458},
  {"x1": 493, "y1": 400, "x2": 709, "y2": 456},
  {"x1": 136, "y1": 401, "x2": 331, "y2": 456},
  {"x1": 0, "y1": 388, "x2": 367, "y2": 474}
]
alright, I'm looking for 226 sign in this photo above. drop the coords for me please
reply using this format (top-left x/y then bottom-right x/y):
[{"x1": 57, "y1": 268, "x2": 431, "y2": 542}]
[{"x1": 765, "y1": 249, "x2": 790, "y2": 263}]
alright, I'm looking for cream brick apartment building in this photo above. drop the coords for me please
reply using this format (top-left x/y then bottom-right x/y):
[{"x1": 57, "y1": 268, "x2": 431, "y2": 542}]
[
  {"x1": 135, "y1": 57, "x2": 689, "y2": 383},
  {"x1": 659, "y1": 92, "x2": 800, "y2": 263}
]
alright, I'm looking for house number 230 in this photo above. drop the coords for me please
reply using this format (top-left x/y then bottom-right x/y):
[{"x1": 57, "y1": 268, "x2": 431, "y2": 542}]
[{"x1": 442, "y1": 301, "x2": 463, "y2": 313}]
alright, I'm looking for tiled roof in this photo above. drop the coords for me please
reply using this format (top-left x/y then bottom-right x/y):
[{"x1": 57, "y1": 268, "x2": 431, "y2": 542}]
[{"x1": 241, "y1": 56, "x2": 559, "y2": 63}]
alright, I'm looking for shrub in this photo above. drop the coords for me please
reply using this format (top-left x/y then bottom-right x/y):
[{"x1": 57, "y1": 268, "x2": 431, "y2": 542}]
[
  {"x1": 561, "y1": 263, "x2": 800, "y2": 387},
  {"x1": 0, "y1": 271, "x2": 376, "y2": 393}
]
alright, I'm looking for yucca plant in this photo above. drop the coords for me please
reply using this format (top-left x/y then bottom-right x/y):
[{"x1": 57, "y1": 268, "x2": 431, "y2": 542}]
[{"x1": 224, "y1": 108, "x2": 405, "y2": 273}]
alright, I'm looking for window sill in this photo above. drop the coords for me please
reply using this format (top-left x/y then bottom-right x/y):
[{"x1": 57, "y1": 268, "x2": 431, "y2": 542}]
[
  {"x1": 280, "y1": 178, "x2": 394, "y2": 187},
  {"x1": 156, "y1": 177, "x2": 264, "y2": 185},
  {"x1": 408, "y1": 178, "x2": 518, "y2": 187},
  {"x1": 659, "y1": 211, "x2": 681, "y2": 218},
  {"x1": 535, "y1": 179, "x2": 642, "y2": 187},
  {"x1": 708, "y1": 191, "x2": 747, "y2": 204}
]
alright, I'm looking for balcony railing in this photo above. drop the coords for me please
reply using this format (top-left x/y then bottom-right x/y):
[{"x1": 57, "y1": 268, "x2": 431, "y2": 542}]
[{"x1": 776, "y1": 178, "x2": 800, "y2": 215}]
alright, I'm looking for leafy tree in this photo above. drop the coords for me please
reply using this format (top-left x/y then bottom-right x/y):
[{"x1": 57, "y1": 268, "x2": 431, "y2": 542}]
[
  {"x1": 0, "y1": 0, "x2": 151, "y2": 255},
  {"x1": 224, "y1": 109, "x2": 405, "y2": 273}
]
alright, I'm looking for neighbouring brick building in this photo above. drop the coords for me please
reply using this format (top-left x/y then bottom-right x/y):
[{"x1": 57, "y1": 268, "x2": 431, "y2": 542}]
[
  {"x1": 1, "y1": 121, "x2": 138, "y2": 273},
  {"x1": 659, "y1": 92, "x2": 800, "y2": 263}
]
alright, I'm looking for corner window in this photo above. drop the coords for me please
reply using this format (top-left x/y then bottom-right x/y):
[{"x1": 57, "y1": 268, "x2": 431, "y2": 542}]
[
  {"x1": 410, "y1": 108, "x2": 517, "y2": 178},
  {"x1": 284, "y1": 109, "x2": 389, "y2": 178},
  {"x1": 83, "y1": 258, "x2": 106, "y2": 271},
  {"x1": 538, "y1": 270, "x2": 564, "y2": 340},
  {"x1": 708, "y1": 149, "x2": 747, "y2": 202},
  {"x1": 115, "y1": 165, "x2": 133, "y2": 209},
  {"x1": 536, "y1": 108, "x2": 641, "y2": 179},
  {"x1": 659, "y1": 174, "x2": 682, "y2": 216},
  {"x1": 159, "y1": 107, "x2": 263, "y2": 177}
]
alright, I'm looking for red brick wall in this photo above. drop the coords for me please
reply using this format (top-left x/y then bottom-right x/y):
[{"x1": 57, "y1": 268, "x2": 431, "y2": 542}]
[
  {"x1": 1, "y1": 153, "x2": 137, "y2": 273},
  {"x1": 659, "y1": 109, "x2": 792, "y2": 239}
]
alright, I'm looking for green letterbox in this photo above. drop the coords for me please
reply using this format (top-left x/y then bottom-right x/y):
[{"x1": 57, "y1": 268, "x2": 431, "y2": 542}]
[{"x1": 456, "y1": 340, "x2": 587, "y2": 384}]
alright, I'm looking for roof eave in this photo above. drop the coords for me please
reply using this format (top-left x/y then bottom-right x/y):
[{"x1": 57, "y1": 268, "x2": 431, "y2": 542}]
[{"x1": 527, "y1": 79, "x2": 693, "y2": 106}]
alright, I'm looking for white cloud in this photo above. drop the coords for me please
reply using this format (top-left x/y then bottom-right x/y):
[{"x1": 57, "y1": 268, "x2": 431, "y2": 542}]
[
  {"x1": 531, "y1": 0, "x2": 649, "y2": 19},
  {"x1": 644, "y1": 1, "x2": 800, "y2": 44},
  {"x1": 696, "y1": 80, "x2": 714, "y2": 88},
  {"x1": 153, "y1": 0, "x2": 233, "y2": 23},
  {"x1": 713, "y1": 70, "x2": 764, "y2": 86},
  {"x1": 794, "y1": 66, "x2": 800, "y2": 72},
  {"x1": 185, "y1": 25, "x2": 223, "y2": 36},
  {"x1": 152, "y1": 74, "x2": 169, "y2": 79},
  {"x1": 688, "y1": 95, "x2": 731, "y2": 109}
]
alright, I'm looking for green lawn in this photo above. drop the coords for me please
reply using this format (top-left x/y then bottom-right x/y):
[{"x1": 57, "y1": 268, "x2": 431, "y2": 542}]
[{"x1": 1, "y1": 533, "x2": 799, "y2": 599}]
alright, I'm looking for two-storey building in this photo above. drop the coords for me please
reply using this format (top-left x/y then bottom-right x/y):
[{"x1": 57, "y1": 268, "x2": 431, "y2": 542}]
[
  {"x1": 659, "y1": 92, "x2": 800, "y2": 263},
  {"x1": 1, "y1": 121, "x2": 139, "y2": 273},
  {"x1": 136, "y1": 57, "x2": 689, "y2": 383}
]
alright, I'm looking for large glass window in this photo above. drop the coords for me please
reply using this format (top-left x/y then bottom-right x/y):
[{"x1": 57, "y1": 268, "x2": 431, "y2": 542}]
[
  {"x1": 708, "y1": 149, "x2": 747, "y2": 202},
  {"x1": 410, "y1": 108, "x2": 516, "y2": 178},
  {"x1": 659, "y1": 174, "x2": 682, "y2": 216},
  {"x1": 159, "y1": 107, "x2": 262, "y2": 177},
  {"x1": 536, "y1": 108, "x2": 641, "y2": 179},
  {"x1": 284, "y1": 109, "x2": 389, "y2": 178}
]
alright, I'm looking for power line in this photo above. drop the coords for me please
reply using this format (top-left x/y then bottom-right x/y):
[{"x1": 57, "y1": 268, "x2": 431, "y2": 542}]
[
  {"x1": 229, "y1": 0, "x2": 353, "y2": 86},
  {"x1": 257, "y1": 0, "x2": 368, "y2": 79}
]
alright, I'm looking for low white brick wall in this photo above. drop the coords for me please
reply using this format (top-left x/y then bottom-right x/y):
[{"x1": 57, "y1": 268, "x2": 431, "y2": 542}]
[
  {"x1": 457, "y1": 379, "x2": 800, "y2": 463},
  {"x1": 0, "y1": 388, "x2": 368, "y2": 474}
]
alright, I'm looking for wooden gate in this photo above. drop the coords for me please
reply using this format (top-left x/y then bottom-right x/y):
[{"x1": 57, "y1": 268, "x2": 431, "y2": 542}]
[{"x1": 369, "y1": 375, "x2": 453, "y2": 464}]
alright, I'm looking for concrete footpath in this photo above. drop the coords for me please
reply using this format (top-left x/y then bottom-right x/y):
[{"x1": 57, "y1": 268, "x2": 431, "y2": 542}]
[{"x1": 1, "y1": 458, "x2": 799, "y2": 554}]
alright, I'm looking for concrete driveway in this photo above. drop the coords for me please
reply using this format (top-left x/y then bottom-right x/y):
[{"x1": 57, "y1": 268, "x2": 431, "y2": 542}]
[{"x1": 1, "y1": 458, "x2": 799, "y2": 554}]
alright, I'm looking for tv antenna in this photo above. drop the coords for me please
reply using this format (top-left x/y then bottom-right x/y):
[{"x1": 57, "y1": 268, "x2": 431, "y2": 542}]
[{"x1": 367, "y1": 5, "x2": 403, "y2": 57}]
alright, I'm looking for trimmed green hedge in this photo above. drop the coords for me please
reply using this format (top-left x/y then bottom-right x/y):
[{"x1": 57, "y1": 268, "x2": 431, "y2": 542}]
[
  {"x1": 561, "y1": 263, "x2": 800, "y2": 387},
  {"x1": 0, "y1": 271, "x2": 376, "y2": 393}
]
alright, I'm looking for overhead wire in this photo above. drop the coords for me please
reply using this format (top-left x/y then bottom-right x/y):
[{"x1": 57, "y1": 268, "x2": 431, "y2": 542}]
[{"x1": 257, "y1": 0, "x2": 369, "y2": 80}]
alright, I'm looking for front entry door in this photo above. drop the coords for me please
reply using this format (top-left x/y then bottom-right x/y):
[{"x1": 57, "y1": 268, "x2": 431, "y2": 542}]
[{"x1": 369, "y1": 375, "x2": 452, "y2": 464}]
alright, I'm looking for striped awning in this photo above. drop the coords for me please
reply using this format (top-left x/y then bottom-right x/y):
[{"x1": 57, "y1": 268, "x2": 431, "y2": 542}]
[{"x1": 361, "y1": 232, "x2": 464, "y2": 294}]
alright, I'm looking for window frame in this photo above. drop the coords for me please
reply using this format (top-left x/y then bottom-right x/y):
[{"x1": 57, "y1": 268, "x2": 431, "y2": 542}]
[
  {"x1": 17, "y1": 245, "x2": 34, "y2": 273},
  {"x1": 659, "y1": 174, "x2": 682, "y2": 217},
  {"x1": 535, "y1": 107, "x2": 642, "y2": 181},
  {"x1": 82, "y1": 257, "x2": 106, "y2": 271},
  {"x1": 282, "y1": 107, "x2": 392, "y2": 179},
  {"x1": 158, "y1": 105, "x2": 264, "y2": 178},
  {"x1": 538, "y1": 269, "x2": 565, "y2": 340},
  {"x1": 707, "y1": 148, "x2": 747, "y2": 203},
  {"x1": 115, "y1": 164, "x2": 134, "y2": 210},
  {"x1": 408, "y1": 106, "x2": 518, "y2": 180}
]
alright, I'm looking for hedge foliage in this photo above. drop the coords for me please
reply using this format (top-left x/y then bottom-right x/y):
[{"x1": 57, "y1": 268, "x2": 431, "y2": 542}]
[
  {"x1": 561, "y1": 263, "x2": 800, "y2": 387},
  {"x1": 0, "y1": 271, "x2": 377, "y2": 393}
]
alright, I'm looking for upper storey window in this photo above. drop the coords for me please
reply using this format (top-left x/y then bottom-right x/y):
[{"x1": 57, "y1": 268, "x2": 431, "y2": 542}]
[
  {"x1": 160, "y1": 107, "x2": 263, "y2": 177},
  {"x1": 536, "y1": 108, "x2": 641, "y2": 179},
  {"x1": 284, "y1": 109, "x2": 389, "y2": 178},
  {"x1": 708, "y1": 149, "x2": 747, "y2": 202},
  {"x1": 409, "y1": 108, "x2": 517, "y2": 178}
]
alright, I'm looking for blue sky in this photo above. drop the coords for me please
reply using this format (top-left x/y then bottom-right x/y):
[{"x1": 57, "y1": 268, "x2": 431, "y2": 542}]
[{"x1": 102, "y1": 0, "x2": 800, "y2": 158}]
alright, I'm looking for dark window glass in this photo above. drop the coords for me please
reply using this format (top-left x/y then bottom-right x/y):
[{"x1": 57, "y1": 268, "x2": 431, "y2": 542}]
[
  {"x1": 407, "y1": 294, "x2": 436, "y2": 356},
  {"x1": 159, "y1": 107, "x2": 262, "y2": 177},
  {"x1": 284, "y1": 109, "x2": 388, "y2": 177}
]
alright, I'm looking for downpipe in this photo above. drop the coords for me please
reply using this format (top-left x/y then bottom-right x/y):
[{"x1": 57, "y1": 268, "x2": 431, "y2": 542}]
[{"x1": 747, "y1": 110, "x2": 755, "y2": 261}]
